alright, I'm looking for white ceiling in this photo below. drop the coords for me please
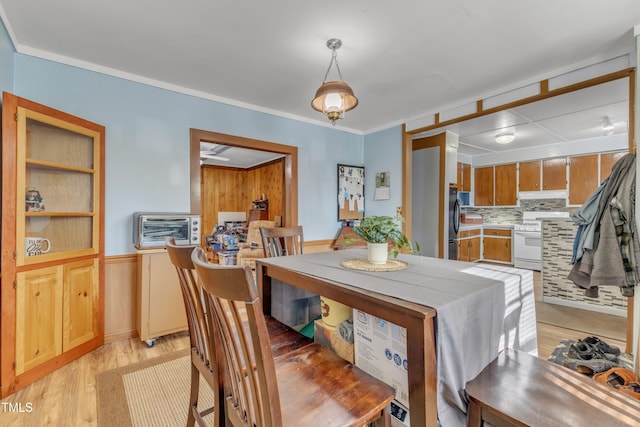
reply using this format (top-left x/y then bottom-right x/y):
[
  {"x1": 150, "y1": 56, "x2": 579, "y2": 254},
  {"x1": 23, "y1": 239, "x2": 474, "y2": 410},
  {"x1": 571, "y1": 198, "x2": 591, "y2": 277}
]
[{"x1": 1, "y1": 1, "x2": 639, "y2": 162}]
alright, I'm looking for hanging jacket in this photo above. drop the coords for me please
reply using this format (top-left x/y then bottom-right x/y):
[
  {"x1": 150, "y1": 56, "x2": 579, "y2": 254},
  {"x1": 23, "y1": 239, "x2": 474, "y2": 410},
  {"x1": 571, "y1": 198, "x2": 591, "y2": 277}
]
[{"x1": 568, "y1": 153, "x2": 638, "y2": 297}]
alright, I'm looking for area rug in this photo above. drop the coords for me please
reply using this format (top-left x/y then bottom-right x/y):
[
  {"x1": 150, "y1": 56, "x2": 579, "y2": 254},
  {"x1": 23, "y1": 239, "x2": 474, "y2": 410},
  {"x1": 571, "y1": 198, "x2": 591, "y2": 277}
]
[
  {"x1": 96, "y1": 349, "x2": 215, "y2": 427},
  {"x1": 535, "y1": 300, "x2": 626, "y2": 342}
]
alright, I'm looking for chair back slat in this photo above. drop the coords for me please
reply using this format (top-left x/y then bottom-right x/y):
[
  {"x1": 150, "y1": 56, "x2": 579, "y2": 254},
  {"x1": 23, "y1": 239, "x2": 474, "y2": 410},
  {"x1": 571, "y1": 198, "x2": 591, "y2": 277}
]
[
  {"x1": 165, "y1": 238, "x2": 212, "y2": 364},
  {"x1": 192, "y1": 247, "x2": 282, "y2": 427},
  {"x1": 260, "y1": 226, "x2": 304, "y2": 257}
]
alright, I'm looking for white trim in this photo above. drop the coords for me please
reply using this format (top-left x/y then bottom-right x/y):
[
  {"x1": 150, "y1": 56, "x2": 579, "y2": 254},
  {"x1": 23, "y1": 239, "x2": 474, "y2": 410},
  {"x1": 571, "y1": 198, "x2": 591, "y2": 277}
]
[
  {"x1": 518, "y1": 190, "x2": 567, "y2": 200},
  {"x1": 542, "y1": 295, "x2": 626, "y2": 317}
]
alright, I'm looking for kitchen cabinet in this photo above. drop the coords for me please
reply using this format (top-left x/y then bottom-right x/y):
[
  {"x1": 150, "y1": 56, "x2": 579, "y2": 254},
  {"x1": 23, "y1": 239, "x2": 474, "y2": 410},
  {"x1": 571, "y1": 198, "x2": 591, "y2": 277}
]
[
  {"x1": 568, "y1": 154, "x2": 598, "y2": 205},
  {"x1": 474, "y1": 166, "x2": 494, "y2": 206},
  {"x1": 542, "y1": 158, "x2": 566, "y2": 190},
  {"x1": 457, "y1": 162, "x2": 471, "y2": 192},
  {"x1": 473, "y1": 164, "x2": 516, "y2": 206},
  {"x1": 494, "y1": 164, "x2": 517, "y2": 205},
  {"x1": 457, "y1": 228, "x2": 481, "y2": 262},
  {"x1": 601, "y1": 151, "x2": 627, "y2": 178},
  {"x1": 1, "y1": 93, "x2": 104, "y2": 397},
  {"x1": 483, "y1": 228, "x2": 512, "y2": 263},
  {"x1": 518, "y1": 158, "x2": 566, "y2": 193},
  {"x1": 519, "y1": 161, "x2": 541, "y2": 191},
  {"x1": 137, "y1": 249, "x2": 188, "y2": 347}
]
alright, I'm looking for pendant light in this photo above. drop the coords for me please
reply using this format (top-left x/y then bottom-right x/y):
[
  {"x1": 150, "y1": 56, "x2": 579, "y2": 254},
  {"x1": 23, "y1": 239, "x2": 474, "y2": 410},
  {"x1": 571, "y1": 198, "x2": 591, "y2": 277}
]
[{"x1": 311, "y1": 38, "x2": 358, "y2": 125}]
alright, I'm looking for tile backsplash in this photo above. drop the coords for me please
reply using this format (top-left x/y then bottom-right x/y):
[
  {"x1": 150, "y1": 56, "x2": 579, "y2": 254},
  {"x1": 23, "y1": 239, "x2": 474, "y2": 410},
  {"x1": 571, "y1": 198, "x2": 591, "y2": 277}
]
[{"x1": 462, "y1": 198, "x2": 574, "y2": 224}]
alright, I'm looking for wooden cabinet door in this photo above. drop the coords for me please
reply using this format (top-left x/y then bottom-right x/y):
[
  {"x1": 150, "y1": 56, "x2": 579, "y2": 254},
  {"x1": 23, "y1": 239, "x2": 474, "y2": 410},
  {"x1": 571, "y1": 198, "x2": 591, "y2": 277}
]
[
  {"x1": 462, "y1": 163, "x2": 471, "y2": 192},
  {"x1": 63, "y1": 259, "x2": 99, "y2": 351},
  {"x1": 494, "y1": 163, "x2": 517, "y2": 206},
  {"x1": 542, "y1": 158, "x2": 566, "y2": 190},
  {"x1": 457, "y1": 162, "x2": 471, "y2": 192},
  {"x1": 568, "y1": 154, "x2": 598, "y2": 206},
  {"x1": 15, "y1": 267, "x2": 63, "y2": 375},
  {"x1": 458, "y1": 239, "x2": 470, "y2": 261},
  {"x1": 474, "y1": 166, "x2": 494, "y2": 206},
  {"x1": 469, "y1": 236, "x2": 481, "y2": 262},
  {"x1": 484, "y1": 237, "x2": 512, "y2": 263},
  {"x1": 519, "y1": 161, "x2": 541, "y2": 191},
  {"x1": 601, "y1": 151, "x2": 627, "y2": 179},
  {"x1": 138, "y1": 251, "x2": 187, "y2": 341}
]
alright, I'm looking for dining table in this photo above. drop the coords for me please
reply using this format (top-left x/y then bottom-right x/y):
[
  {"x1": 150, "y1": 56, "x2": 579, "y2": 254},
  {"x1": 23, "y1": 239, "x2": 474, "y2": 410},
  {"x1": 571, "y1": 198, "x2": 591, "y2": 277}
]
[{"x1": 256, "y1": 249, "x2": 537, "y2": 427}]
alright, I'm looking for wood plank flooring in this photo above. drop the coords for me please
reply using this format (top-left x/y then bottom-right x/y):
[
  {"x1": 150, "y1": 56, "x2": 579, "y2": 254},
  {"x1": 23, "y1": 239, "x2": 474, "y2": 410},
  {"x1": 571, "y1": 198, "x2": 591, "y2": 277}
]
[{"x1": 0, "y1": 271, "x2": 627, "y2": 426}]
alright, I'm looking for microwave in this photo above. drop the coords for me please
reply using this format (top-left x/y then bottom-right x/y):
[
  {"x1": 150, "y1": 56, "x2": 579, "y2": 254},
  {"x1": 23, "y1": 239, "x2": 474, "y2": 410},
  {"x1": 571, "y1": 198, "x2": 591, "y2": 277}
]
[{"x1": 133, "y1": 212, "x2": 201, "y2": 249}]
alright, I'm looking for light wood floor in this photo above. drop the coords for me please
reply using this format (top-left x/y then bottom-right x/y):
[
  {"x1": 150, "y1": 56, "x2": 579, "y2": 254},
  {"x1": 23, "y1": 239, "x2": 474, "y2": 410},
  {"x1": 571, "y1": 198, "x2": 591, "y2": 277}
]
[{"x1": 0, "y1": 273, "x2": 627, "y2": 426}]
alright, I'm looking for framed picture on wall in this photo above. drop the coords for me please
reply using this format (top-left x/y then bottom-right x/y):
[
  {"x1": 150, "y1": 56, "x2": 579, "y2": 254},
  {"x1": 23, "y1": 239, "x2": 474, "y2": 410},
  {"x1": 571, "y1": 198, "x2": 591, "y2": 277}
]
[{"x1": 337, "y1": 164, "x2": 365, "y2": 221}]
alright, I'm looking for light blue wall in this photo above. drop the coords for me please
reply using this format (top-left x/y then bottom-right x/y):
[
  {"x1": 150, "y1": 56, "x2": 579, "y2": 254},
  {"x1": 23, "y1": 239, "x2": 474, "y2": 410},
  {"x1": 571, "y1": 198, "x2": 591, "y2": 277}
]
[
  {"x1": 11, "y1": 55, "x2": 365, "y2": 255},
  {"x1": 362, "y1": 125, "x2": 403, "y2": 217},
  {"x1": 0, "y1": 18, "x2": 14, "y2": 96}
]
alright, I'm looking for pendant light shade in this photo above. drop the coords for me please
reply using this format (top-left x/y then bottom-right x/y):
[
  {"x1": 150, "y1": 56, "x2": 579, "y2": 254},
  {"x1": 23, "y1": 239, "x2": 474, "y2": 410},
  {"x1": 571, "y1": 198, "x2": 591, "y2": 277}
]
[{"x1": 311, "y1": 39, "x2": 358, "y2": 125}]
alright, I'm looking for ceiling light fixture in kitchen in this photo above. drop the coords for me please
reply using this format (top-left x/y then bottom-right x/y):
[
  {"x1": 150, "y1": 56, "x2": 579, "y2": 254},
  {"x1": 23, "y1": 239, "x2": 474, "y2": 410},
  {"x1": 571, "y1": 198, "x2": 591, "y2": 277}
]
[
  {"x1": 495, "y1": 132, "x2": 515, "y2": 144},
  {"x1": 603, "y1": 116, "x2": 615, "y2": 136},
  {"x1": 311, "y1": 38, "x2": 358, "y2": 125}
]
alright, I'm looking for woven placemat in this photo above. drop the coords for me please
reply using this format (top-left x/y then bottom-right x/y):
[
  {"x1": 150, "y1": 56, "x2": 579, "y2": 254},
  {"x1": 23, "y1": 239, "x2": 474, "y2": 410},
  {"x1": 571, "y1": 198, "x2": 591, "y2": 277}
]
[{"x1": 341, "y1": 258, "x2": 409, "y2": 272}]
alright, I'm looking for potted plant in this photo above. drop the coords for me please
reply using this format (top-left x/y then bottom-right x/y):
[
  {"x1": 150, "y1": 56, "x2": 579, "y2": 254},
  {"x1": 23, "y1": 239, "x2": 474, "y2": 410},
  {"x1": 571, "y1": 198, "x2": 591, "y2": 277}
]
[{"x1": 350, "y1": 215, "x2": 416, "y2": 264}]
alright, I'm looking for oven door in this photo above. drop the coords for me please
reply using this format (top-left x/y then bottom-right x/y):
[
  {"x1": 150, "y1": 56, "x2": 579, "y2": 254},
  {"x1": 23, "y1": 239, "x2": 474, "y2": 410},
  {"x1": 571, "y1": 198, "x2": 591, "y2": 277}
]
[{"x1": 513, "y1": 230, "x2": 542, "y2": 270}]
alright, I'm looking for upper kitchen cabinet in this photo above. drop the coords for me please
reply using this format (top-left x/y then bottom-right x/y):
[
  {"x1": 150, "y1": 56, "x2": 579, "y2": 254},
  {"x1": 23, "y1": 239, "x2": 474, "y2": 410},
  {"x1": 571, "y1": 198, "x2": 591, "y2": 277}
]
[
  {"x1": 474, "y1": 166, "x2": 494, "y2": 206},
  {"x1": 494, "y1": 164, "x2": 517, "y2": 206},
  {"x1": 542, "y1": 158, "x2": 567, "y2": 190},
  {"x1": 518, "y1": 158, "x2": 566, "y2": 193},
  {"x1": 1, "y1": 92, "x2": 105, "y2": 397},
  {"x1": 518, "y1": 161, "x2": 541, "y2": 191},
  {"x1": 457, "y1": 162, "x2": 471, "y2": 192},
  {"x1": 473, "y1": 164, "x2": 516, "y2": 206},
  {"x1": 568, "y1": 154, "x2": 598, "y2": 205},
  {"x1": 568, "y1": 150, "x2": 628, "y2": 205},
  {"x1": 601, "y1": 151, "x2": 627, "y2": 178}
]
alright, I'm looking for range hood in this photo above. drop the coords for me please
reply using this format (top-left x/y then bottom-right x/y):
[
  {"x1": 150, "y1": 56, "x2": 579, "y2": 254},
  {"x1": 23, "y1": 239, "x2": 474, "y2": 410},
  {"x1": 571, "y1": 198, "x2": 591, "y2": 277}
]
[{"x1": 518, "y1": 190, "x2": 567, "y2": 200}]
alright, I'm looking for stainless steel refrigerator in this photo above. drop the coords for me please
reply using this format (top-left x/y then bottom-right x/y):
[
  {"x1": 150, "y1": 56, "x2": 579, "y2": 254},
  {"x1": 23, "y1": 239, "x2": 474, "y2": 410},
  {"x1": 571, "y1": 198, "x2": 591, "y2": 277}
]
[{"x1": 448, "y1": 187, "x2": 461, "y2": 260}]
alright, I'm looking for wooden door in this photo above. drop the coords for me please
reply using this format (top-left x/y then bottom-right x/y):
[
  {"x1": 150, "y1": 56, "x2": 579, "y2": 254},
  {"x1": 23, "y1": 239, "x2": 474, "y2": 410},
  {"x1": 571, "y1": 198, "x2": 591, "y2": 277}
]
[
  {"x1": 458, "y1": 239, "x2": 470, "y2": 261},
  {"x1": 519, "y1": 161, "x2": 541, "y2": 191},
  {"x1": 601, "y1": 151, "x2": 627, "y2": 179},
  {"x1": 484, "y1": 237, "x2": 512, "y2": 263},
  {"x1": 469, "y1": 236, "x2": 481, "y2": 262},
  {"x1": 568, "y1": 154, "x2": 598, "y2": 206},
  {"x1": 63, "y1": 259, "x2": 99, "y2": 351},
  {"x1": 15, "y1": 267, "x2": 63, "y2": 375},
  {"x1": 457, "y1": 162, "x2": 463, "y2": 190},
  {"x1": 474, "y1": 166, "x2": 494, "y2": 206},
  {"x1": 494, "y1": 163, "x2": 517, "y2": 206},
  {"x1": 542, "y1": 158, "x2": 566, "y2": 190},
  {"x1": 462, "y1": 163, "x2": 471, "y2": 192}
]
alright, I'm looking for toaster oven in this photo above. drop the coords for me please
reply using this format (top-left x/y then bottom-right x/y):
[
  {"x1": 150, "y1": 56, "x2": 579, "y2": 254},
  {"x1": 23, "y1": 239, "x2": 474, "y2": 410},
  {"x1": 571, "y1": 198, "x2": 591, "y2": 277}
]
[{"x1": 133, "y1": 212, "x2": 201, "y2": 249}]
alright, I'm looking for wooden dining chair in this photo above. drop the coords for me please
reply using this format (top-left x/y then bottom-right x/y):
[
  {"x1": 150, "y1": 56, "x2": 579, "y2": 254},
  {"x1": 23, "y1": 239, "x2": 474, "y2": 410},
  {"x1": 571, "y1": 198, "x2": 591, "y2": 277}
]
[
  {"x1": 166, "y1": 239, "x2": 313, "y2": 427},
  {"x1": 191, "y1": 246, "x2": 395, "y2": 427},
  {"x1": 166, "y1": 238, "x2": 221, "y2": 427},
  {"x1": 260, "y1": 225, "x2": 304, "y2": 257}
]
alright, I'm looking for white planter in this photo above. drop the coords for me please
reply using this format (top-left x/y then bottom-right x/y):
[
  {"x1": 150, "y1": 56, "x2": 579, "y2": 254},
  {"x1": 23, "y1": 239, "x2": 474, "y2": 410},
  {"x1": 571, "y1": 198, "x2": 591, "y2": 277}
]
[{"x1": 367, "y1": 242, "x2": 389, "y2": 264}]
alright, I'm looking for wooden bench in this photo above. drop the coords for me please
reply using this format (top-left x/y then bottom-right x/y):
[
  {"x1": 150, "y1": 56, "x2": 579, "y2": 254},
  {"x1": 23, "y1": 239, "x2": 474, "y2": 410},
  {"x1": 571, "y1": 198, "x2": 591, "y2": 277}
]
[{"x1": 465, "y1": 348, "x2": 640, "y2": 427}]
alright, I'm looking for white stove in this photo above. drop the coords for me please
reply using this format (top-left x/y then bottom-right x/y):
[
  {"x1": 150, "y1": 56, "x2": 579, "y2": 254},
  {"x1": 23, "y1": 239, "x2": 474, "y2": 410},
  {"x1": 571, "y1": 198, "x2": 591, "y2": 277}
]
[{"x1": 513, "y1": 211, "x2": 570, "y2": 270}]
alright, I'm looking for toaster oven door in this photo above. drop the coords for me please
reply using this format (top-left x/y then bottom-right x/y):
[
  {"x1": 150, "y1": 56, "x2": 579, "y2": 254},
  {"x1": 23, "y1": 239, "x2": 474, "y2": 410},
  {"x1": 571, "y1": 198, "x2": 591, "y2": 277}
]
[{"x1": 138, "y1": 217, "x2": 191, "y2": 249}]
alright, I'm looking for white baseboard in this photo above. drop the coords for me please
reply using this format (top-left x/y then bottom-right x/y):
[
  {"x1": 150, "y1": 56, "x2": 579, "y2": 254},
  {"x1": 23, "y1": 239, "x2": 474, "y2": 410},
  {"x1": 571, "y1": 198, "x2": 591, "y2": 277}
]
[{"x1": 542, "y1": 295, "x2": 627, "y2": 317}]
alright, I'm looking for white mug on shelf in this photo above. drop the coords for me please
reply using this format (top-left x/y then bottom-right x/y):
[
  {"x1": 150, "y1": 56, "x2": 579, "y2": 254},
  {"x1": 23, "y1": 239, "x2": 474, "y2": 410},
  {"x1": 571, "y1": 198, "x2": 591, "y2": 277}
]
[{"x1": 25, "y1": 236, "x2": 51, "y2": 257}]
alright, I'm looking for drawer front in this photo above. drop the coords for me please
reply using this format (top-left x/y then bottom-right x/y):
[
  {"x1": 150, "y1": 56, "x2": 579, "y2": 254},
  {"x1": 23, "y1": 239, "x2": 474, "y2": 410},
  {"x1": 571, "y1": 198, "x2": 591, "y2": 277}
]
[
  {"x1": 484, "y1": 228, "x2": 512, "y2": 237},
  {"x1": 459, "y1": 228, "x2": 481, "y2": 239}
]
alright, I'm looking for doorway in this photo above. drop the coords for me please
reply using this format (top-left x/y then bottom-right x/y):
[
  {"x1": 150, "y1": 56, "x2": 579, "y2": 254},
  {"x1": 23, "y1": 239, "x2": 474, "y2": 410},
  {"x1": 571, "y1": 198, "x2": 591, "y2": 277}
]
[{"x1": 189, "y1": 128, "x2": 298, "y2": 228}]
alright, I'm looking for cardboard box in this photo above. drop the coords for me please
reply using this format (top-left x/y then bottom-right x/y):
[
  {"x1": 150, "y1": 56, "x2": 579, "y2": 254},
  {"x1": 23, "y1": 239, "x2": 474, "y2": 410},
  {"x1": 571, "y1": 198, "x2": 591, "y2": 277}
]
[
  {"x1": 313, "y1": 320, "x2": 354, "y2": 363},
  {"x1": 353, "y1": 309, "x2": 409, "y2": 414},
  {"x1": 461, "y1": 213, "x2": 483, "y2": 224}
]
